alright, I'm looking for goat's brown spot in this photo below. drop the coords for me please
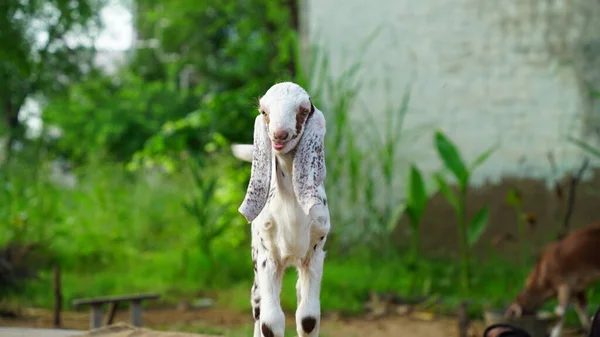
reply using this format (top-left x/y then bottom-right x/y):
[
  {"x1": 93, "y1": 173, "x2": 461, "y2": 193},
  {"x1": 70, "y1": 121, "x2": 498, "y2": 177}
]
[
  {"x1": 301, "y1": 316, "x2": 317, "y2": 334},
  {"x1": 295, "y1": 102, "x2": 314, "y2": 136},
  {"x1": 261, "y1": 323, "x2": 274, "y2": 337}
]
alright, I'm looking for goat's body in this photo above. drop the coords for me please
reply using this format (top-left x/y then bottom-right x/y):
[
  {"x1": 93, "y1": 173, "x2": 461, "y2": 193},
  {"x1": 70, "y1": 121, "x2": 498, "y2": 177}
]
[
  {"x1": 234, "y1": 146, "x2": 323, "y2": 266},
  {"x1": 255, "y1": 153, "x2": 318, "y2": 266},
  {"x1": 506, "y1": 222, "x2": 600, "y2": 337},
  {"x1": 234, "y1": 82, "x2": 330, "y2": 337}
]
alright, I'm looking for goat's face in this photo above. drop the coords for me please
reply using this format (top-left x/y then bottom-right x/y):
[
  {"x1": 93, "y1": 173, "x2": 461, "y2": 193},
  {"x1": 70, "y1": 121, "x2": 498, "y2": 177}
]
[
  {"x1": 504, "y1": 287, "x2": 553, "y2": 318},
  {"x1": 258, "y1": 82, "x2": 314, "y2": 154}
]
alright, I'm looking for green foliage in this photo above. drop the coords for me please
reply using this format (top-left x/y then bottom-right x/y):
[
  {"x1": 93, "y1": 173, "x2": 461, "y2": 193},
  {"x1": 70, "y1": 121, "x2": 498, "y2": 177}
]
[
  {"x1": 435, "y1": 131, "x2": 469, "y2": 186},
  {"x1": 467, "y1": 207, "x2": 489, "y2": 247},
  {"x1": 0, "y1": 0, "x2": 104, "y2": 149},
  {"x1": 433, "y1": 130, "x2": 496, "y2": 295},
  {"x1": 405, "y1": 164, "x2": 428, "y2": 261},
  {"x1": 181, "y1": 151, "x2": 248, "y2": 271},
  {"x1": 41, "y1": 0, "x2": 299, "y2": 168},
  {"x1": 128, "y1": 0, "x2": 299, "y2": 170},
  {"x1": 43, "y1": 69, "x2": 200, "y2": 163}
]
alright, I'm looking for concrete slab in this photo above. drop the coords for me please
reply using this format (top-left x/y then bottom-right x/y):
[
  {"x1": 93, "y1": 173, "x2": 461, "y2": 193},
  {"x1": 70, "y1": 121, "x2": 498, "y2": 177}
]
[{"x1": 0, "y1": 327, "x2": 84, "y2": 337}]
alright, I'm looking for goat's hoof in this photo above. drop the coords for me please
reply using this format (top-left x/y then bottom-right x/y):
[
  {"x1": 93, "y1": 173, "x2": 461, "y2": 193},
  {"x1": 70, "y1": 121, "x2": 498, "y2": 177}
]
[{"x1": 301, "y1": 316, "x2": 317, "y2": 334}]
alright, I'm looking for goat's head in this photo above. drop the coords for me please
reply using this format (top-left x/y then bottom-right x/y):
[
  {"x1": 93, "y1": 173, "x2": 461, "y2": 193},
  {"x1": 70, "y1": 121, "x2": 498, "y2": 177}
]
[
  {"x1": 258, "y1": 82, "x2": 314, "y2": 154},
  {"x1": 238, "y1": 82, "x2": 327, "y2": 223},
  {"x1": 504, "y1": 257, "x2": 555, "y2": 319}
]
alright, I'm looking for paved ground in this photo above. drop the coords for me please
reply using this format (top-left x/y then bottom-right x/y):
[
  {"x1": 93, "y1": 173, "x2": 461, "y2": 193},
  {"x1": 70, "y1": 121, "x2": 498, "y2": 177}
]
[
  {"x1": 0, "y1": 327, "x2": 84, "y2": 337},
  {"x1": 0, "y1": 307, "x2": 584, "y2": 337}
]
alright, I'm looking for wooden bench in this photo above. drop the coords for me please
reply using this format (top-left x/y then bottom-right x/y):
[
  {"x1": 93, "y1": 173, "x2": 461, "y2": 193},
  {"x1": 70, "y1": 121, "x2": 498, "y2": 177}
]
[{"x1": 72, "y1": 293, "x2": 160, "y2": 329}]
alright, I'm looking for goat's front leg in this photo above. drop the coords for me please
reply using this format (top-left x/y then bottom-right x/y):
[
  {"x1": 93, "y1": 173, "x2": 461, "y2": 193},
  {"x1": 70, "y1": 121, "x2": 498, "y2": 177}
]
[
  {"x1": 551, "y1": 284, "x2": 571, "y2": 337},
  {"x1": 257, "y1": 247, "x2": 285, "y2": 336},
  {"x1": 296, "y1": 225, "x2": 328, "y2": 337}
]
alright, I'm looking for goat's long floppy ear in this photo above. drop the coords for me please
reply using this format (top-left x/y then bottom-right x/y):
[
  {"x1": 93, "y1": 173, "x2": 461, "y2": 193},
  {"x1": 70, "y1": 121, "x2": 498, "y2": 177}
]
[
  {"x1": 293, "y1": 104, "x2": 327, "y2": 215},
  {"x1": 238, "y1": 114, "x2": 272, "y2": 223}
]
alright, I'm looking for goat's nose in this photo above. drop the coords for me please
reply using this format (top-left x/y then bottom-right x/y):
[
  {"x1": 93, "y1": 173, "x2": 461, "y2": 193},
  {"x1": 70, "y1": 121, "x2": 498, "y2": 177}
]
[{"x1": 273, "y1": 130, "x2": 289, "y2": 141}]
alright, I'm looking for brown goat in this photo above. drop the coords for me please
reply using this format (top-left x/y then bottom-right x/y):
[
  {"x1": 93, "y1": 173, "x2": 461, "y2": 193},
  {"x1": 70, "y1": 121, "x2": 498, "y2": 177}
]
[{"x1": 505, "y1": 222, "x2": 600, "y2": 337}]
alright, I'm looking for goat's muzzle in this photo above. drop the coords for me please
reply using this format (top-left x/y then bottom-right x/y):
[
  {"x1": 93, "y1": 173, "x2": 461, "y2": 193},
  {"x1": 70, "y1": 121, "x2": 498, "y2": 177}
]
[{"x1": 272, "y1": 129, "x2": 290, "y2": 151}]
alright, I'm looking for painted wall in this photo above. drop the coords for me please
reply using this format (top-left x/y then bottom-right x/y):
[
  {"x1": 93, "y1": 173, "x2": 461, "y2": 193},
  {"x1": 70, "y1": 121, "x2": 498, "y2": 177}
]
[{"x1": 301, "y1": 0, "x2": 600, "y2": 188}]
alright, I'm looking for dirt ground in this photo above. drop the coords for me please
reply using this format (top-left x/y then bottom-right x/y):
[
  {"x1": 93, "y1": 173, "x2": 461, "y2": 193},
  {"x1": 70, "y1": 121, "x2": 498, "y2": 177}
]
[{"x1": 0, "y1": 306, "x2": 584, "y2": 337}]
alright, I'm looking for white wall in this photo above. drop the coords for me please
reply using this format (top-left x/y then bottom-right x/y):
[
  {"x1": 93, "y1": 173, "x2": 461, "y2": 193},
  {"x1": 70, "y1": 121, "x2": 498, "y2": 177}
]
[{"x1": 301, "y1": 0, "x2": 600, "y2": 188}]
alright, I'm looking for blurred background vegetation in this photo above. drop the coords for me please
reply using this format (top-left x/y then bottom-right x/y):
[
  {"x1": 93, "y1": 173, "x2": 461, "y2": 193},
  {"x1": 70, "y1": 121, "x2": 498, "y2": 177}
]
[{"x1": 2, "y1": 0, "x2": 600, "y2": 332}]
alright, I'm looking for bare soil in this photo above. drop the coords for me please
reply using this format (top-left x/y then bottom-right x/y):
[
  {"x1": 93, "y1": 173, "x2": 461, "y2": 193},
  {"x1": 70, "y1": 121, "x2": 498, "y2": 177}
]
[{"x1": 0, "y1": 306, "x2": 583, "y2": 337}]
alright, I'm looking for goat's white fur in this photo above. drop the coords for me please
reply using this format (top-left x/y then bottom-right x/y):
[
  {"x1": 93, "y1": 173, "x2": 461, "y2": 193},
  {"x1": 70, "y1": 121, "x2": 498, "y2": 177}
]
[{"x1": 232, "y1": 82, "x2": 330, "y2": 337}]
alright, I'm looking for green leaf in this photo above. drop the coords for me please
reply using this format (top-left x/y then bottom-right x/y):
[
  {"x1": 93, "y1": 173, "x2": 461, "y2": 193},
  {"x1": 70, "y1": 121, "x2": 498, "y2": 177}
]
[
  {"x1": 387, "y1": 203, "x2": 406, "y2": 233},
  {"x1": 470, "y1": 144, "x2": 498, "y2": 171},
  {"x1": 434, "y1": 131, "x2": 469, "y2": 186},
  {"x1": 467, "y1": 207, "x2": 490, "y2": 247},
  {"x1": 434, "y1": 173, "x2": 458, "y2": 212},
  {"x1": 405, "y1": 165, "x2": 427, "y2": 226},
  {"x1": 568, "y1": 136, "x2": 600, "y2": 160},
  {"x1": 405, "y1": 206, "x2": 419, "y2": 232}
]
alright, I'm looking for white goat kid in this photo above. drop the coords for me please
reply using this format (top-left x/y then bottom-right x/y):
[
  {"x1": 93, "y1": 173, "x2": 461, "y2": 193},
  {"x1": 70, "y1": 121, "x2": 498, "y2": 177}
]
[{"x1": 231, "y1": 82, "x2": 330, "y2": 337}]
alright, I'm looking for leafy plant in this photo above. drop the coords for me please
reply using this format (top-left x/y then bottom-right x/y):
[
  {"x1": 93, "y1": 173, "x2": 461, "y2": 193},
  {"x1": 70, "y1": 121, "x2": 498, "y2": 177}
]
[
  {"x1": 404, "y1": 164, "x2": 428, "y2": 263},
  {"x1": 182, "y1": 156, "x2": 231, "y2": 265},
  {"x1": 433, "y1": 130, "x2": 496, "y2": 294}
]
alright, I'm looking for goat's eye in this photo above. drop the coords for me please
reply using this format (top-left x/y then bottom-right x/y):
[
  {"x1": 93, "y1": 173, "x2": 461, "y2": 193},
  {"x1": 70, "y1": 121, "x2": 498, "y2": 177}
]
[
  {"x1": 299, "y1": 107, "x2": 309, "y2": 115},
  {"x1": 260, "y1": 110, "x2": 266, "y2": 115}
]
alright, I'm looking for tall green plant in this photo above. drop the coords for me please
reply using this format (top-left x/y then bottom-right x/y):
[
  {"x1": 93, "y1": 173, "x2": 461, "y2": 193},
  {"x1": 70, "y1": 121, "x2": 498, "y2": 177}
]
[
  {"x1": 433, "y1": 130, "x2": 496, "y2": 294},
  {"x1": 404, "y1": 164, "x2": 428, "y2": 263},
  {"x1": 182, "y1": 156, "x2": 231, "y2": 265}
]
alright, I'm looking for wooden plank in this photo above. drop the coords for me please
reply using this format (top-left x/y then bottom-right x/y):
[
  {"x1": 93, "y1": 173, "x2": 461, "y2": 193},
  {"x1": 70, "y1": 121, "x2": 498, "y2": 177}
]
[{"x1": 72, "y1": 293, "x2": 160, "y2": 307}]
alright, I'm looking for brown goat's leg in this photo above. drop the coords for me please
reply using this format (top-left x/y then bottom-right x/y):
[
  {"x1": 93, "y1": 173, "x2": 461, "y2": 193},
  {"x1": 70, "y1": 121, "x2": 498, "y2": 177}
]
[
  {"x1": 574, "y1": 291, "x2": 590, "y2": 332},
  {"x1": 550, "y1": 284, "x2": 571, "y2": 337}
]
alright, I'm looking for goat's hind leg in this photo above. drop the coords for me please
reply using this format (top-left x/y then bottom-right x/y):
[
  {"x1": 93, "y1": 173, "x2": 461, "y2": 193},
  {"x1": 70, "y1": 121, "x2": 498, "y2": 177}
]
[
  {"x1": 296, "y1": 234, "x2": 327, "y2": 337},
  {"x1": 574, "y1": 291, "x2": 591, "y2": 333}
]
